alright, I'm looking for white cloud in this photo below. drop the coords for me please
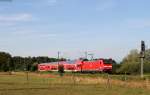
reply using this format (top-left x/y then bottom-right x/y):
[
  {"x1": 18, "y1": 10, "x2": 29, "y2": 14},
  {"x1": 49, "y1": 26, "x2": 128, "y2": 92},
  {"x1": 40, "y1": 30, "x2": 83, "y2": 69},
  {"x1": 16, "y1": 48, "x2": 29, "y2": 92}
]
[
  {"x1": 5, "y1": 30, "x2": 58, "y2": 40},
  {"x1": 0, "y1": 22, "x2": 15, "y2": 26},
  {"x1": 104, "y1": 18, "x2": 150, "y2": 31},
  {"x1": 0, "y1": 13, "x2": 33, "y2": 26},
  {"x1": 0, "y1": 13, "x2": 32, "y2": 22},
  {"x1": 125, "y1": 18, "x2": 150, "y2": 29},
  {"x1": 22, "y1": 0, "x2": 58, "y2": 7},
  {"x1": 96, "y1": 0, "x2": 117, "y2": 11},
  {"x1": 47, "y1": 0, "x2": 57, "y2": 6}
]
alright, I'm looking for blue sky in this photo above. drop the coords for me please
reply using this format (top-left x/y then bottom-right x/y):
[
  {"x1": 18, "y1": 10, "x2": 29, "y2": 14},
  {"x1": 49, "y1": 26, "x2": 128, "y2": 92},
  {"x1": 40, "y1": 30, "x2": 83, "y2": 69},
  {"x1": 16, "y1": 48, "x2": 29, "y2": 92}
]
[{"x1": 0, "y1": 0, "x2": 150, "y2": 61}]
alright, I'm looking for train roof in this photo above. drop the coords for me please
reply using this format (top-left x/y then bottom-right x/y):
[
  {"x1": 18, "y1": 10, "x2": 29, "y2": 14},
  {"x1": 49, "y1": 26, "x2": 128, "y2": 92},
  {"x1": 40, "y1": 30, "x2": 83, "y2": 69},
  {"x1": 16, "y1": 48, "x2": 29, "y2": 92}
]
[{"x1": 39, "y1": 60, "x2": 77, "y2": 65}]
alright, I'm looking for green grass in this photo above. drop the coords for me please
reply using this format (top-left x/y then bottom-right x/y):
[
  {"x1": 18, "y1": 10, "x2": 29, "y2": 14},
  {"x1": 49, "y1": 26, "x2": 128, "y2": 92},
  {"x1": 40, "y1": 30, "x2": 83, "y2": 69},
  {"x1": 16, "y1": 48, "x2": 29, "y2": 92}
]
[{"x1": 0, "y1": 72, "x2": 149, "y2": 95}]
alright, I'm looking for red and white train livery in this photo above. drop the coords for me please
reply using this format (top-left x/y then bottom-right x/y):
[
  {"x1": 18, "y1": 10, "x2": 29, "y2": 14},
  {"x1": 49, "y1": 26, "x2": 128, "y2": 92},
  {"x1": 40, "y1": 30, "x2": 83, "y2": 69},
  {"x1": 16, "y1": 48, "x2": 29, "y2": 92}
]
[{"x1": 38, "y1": 59, "x2": 113, "y2": 72}]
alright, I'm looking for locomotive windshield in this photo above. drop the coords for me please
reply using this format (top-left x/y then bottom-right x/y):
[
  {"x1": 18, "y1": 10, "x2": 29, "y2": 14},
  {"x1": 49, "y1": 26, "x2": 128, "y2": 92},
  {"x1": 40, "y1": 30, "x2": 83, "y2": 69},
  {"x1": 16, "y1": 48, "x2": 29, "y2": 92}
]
[{"x1": 103, "y1": 59, "x2": 112, "y2": 64}]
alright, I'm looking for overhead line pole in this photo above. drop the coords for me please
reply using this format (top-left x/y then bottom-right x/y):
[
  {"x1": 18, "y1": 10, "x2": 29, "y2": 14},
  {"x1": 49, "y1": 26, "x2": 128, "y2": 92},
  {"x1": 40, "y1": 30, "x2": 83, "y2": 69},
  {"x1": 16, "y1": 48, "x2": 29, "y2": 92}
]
[
  {"x1": 58, "y1": 51, "x2": 60, "y2": 70},
  {"x1": 85, "y1": 52, "x2": 88, "y2": 59},
  {"x1": 88, "y1": 53, "x2": 94, "y2": 60}
]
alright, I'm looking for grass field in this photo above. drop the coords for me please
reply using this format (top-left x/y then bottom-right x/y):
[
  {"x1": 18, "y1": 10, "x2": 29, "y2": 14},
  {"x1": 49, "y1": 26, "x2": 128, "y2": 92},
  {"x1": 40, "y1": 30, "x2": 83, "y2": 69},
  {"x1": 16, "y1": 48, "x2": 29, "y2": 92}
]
[{"x1": 0, "y1": 72, "x2": 150, "y2": 95}]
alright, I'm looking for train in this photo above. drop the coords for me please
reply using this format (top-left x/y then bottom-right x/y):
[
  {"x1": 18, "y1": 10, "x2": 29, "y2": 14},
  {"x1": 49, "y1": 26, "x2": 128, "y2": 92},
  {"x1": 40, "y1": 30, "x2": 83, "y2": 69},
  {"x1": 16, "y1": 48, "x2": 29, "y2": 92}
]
[{"x1": 38, "y1": 58, "x2": 113, "y2": 73}]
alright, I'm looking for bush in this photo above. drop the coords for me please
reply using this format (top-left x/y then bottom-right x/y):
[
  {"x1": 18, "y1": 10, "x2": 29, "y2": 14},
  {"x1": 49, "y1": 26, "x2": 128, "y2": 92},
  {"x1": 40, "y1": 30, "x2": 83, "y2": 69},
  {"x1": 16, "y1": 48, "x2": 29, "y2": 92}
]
[{"x1": 58, "y1": 64, "x2": 64, "y2": 76}]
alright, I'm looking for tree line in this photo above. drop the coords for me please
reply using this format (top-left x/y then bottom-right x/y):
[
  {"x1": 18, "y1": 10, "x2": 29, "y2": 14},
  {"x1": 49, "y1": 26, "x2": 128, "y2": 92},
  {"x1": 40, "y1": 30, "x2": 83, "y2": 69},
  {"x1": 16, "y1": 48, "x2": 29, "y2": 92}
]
[{"x1": 0, "y1": 52, "x2": 66, "y2": 72}]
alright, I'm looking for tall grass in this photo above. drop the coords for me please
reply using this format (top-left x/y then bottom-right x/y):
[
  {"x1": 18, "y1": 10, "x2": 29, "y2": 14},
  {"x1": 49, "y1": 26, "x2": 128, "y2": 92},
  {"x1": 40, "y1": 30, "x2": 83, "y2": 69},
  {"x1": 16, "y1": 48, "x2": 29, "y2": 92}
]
[{"x1": 0, "y1": 72, "x2": 149, "y2": 95}]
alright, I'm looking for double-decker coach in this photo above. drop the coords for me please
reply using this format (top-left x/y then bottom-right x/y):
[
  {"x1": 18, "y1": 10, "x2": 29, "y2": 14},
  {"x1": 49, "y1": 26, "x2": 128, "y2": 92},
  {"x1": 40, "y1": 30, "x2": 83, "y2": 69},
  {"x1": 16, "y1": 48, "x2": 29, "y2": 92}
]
[{"x1": 38, "y1": 59, "x2": 113, "y2": 72}]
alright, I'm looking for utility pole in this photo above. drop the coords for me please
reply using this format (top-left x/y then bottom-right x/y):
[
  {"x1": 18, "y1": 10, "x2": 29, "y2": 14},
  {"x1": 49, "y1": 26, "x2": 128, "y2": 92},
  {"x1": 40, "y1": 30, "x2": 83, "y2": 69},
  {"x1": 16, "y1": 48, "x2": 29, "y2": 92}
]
[
  {"x1": 57, "y1": 51, "x2": 60, "y2": 70},
  {"x1": 24, "y1": 57, "x2": 29, "y2": 82},
  {"x1": 85, "y1": 52, "x2": 88, "y2": 59},
  {"x1": 8, "y1": 58, "x2": 11, "y2": 75},
  {"x1": 140, "y1": 40, "x2": 145, "y2": 78}
]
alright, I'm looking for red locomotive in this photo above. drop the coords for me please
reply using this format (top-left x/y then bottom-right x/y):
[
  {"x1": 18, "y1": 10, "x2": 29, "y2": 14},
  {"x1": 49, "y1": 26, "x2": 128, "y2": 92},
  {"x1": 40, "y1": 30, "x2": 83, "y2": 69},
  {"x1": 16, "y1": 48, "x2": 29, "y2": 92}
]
[{"x1": 38, "y1": 58, "x2": 113, "y2": 72}]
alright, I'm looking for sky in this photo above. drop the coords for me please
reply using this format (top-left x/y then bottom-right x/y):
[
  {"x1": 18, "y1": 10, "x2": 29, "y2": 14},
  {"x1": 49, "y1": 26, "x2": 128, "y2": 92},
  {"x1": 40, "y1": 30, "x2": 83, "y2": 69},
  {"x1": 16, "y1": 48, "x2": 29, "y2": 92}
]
[{"x1": 0, "y1": 0, "x2": 150, "y2": 61}]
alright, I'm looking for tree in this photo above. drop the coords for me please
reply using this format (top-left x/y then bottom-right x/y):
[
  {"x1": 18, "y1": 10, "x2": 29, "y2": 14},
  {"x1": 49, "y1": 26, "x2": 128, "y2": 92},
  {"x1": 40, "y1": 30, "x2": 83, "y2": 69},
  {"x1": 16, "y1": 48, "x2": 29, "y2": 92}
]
[
  {"x1": 31, "y1": 62, "x2": 38, "y2": 71},
  {"x1": 0, "y1": 51, "x2": 67, "y2": 72},
  {"x1": 118, "y1": 49, "x2": 150, "y2": 74},
  {"x1": 58, "y1": 64, "x2": 64, "y2": 76},
  {"x1": 117, "y1": 49, "x2": 140, "y2": 74},
  {"x1": 0, "y1": 52, "x2": 11, "y2": 72},
  {"x1": 111, "y1": 60, "x2": 120, "y2": 73}
]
